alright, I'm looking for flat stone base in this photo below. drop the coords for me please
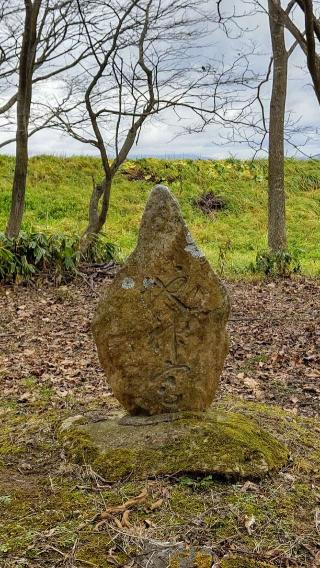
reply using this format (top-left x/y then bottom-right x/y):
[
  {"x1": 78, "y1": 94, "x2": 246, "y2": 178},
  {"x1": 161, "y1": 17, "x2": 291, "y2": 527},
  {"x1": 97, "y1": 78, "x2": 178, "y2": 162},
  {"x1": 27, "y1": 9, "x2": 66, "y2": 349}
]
[{"x1": 59, "y1": 410, "x2": 288, "y2": 481}]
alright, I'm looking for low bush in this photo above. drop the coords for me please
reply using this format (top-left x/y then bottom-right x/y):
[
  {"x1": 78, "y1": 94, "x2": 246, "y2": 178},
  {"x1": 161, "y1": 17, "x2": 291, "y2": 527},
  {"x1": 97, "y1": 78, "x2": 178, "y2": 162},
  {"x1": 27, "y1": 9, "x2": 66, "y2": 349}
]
[
  {"x1": 250, "y1": 249, "x2": 302, "y2": 277},
  {"x1": 193, "y1": 192, "x2": 227, "y2": 215},
  {"x1": 0, "y1": 231, "x2": 116, "y2": 283}
]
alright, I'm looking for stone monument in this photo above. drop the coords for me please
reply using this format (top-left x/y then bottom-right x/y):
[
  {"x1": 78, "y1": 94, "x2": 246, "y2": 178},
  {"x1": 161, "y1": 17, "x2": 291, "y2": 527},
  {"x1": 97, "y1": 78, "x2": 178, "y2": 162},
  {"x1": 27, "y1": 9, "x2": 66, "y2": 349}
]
[
  {"x1": 60, "y1": 186, "x2": 288, "y2": 482},
  {"x1": 92, "y1": 185, "x2": 230, "y2": 416}
]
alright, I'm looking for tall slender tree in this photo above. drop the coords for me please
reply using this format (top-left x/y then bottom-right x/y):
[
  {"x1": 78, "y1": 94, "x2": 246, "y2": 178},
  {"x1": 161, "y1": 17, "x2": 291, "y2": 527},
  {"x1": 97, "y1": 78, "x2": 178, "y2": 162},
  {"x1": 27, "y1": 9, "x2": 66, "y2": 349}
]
[
  {"x1": 216, "y1": 0, "x2": 318, "y2": 254},
  {"x1": 267, "y1": 0, "x2": 288, "y2": 252},
  {"x1": 269, "y1": 0, "x2": 320, "y2": 104},
  {"x1": 6, "y1": 1, "x2": 42, "y2": 238},
  {"x1": 0, "y1": 0, "x2": 88, "y2": 237}
]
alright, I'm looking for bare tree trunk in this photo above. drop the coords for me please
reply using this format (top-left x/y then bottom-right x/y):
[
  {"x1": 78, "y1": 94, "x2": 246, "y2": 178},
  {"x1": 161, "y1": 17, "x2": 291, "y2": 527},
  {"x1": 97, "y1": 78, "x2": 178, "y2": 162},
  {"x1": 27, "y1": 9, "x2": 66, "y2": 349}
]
[
  {"x1": 303, "y1": 0, "x2": 320, "y2": 104},
  {"x1": 6, "y1": 1, "x2": 41, "y2": 238},
  {"x1": 80, "y1": 177, "x2": 112, "y2": 252},
  {"x1": 273, "y1": 0, "x2": 320, "y2": 104},
  {"x1": 268, "y1": 0, "x2": 288, "y2": 253}
]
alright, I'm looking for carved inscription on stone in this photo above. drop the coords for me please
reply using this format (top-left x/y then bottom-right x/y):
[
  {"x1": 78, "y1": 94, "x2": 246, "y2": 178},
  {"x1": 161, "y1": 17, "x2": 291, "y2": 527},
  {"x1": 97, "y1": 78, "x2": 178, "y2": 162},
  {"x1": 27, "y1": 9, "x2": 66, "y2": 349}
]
[{"x1": 142, "y1": 273, "x2": 211, "y2": 409}]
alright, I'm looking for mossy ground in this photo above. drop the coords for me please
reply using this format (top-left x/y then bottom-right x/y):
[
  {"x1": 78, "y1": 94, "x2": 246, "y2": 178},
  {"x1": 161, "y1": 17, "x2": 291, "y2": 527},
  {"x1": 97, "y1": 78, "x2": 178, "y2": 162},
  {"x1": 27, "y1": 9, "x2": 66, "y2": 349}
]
[
  {"x1": 0, "y1": 156, "x2": 319, "y2": 276},
  {"x1": 1, "y1": 395, "x2": 319, "y2": 567}
]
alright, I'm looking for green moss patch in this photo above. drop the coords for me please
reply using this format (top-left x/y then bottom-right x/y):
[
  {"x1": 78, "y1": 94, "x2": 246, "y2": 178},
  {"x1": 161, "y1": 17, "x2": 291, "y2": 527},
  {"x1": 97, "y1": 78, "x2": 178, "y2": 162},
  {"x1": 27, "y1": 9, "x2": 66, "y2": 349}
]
[
  {"x1": 221, "y1": 556, "x2": 276, "y2": 568},
  {"x1": 168, "y1": 548, "x2": 213, "y2": 568}
]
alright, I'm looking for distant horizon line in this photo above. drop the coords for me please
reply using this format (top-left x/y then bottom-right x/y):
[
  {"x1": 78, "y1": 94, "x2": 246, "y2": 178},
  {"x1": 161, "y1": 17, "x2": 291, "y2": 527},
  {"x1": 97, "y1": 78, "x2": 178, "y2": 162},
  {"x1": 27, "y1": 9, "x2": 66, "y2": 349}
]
[{"x1": 0, "y1": 152, "x2": 315, "y2": 161}]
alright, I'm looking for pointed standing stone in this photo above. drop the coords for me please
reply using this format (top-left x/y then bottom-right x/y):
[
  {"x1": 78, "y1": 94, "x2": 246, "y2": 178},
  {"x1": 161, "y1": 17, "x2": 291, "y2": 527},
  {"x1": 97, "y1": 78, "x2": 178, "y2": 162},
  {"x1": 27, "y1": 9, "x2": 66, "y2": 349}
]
[{"x1": 92, "y1": 185, "x2": 230, "y2": 415}]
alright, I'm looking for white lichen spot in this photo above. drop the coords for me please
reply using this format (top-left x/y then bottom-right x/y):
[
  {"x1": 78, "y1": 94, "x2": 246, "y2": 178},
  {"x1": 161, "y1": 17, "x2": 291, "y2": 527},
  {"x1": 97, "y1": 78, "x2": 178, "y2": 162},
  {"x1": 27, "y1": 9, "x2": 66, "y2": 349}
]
[
  {"x1": 185, "y1": 232, "x2": 205, "y2": 258},
  {"x1": 184, "y1": 244, "x2": 205, "y2": 258},
  {"x1": 121, "y1": 277, "x2": 135, "y2": 289},
  {"x1": 143, "y1": 277, "x2": 156, "y2": 288},
  {"x1": 186, "y1": 232, "x2": 194, "y2": 245}
]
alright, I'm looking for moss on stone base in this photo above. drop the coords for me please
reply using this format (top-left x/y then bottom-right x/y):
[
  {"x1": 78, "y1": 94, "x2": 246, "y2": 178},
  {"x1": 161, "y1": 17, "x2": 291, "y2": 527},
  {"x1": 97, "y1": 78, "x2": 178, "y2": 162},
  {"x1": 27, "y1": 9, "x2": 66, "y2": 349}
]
[
  {"x1": 60, "y1": 410, "x2": 288, "y2": 481},
  {"x1": 221, "y1": 556, "x2": 276, "y2": 568},
  {"x1": 169, "y1": 549, "x2": 213, "y2": 568}
]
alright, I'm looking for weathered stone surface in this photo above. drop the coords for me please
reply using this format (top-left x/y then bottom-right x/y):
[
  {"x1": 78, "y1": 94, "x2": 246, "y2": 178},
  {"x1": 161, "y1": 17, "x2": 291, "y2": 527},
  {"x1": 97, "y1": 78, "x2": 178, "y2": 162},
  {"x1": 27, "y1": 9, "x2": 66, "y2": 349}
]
[
  {"x1": 220, "y1": 556, "x2": 277, "y2": 568},
  {"x1": 133, "y1": 547, "x2": 277, "y2": 568},
  {"x1": 135, "y1": 543, "x2": 215, "y2": 568},
  {"x1": 60, "y1": 410, "x2": 289, "y2": 481},
  {"x1": 92, "y1": 185, "x2": 230, "y2": 415},
  {"x1": 59, "y1": 415, "x2": 85, "y2": 433}
]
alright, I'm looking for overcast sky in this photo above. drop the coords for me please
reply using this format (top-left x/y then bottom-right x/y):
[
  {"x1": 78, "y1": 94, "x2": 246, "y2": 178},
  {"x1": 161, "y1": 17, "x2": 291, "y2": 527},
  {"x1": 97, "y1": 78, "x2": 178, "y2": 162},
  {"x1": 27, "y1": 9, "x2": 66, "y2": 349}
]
[{"x1": 1, "y1": 0, "x2": 319, "y2": 159}]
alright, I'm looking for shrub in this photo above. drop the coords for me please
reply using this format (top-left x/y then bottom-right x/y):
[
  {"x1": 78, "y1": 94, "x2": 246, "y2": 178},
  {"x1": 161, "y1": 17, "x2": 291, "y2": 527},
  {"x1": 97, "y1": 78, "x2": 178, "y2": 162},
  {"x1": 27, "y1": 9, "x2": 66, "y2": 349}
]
[
  {"x1": 0, "y1": 231, "x2": 116, "y2": 283},
  {"x1": 193, "y1": 192, "x2": 227, "y2": 215},
  {"x1": 250, "y1": 249, "x2": 301, "y2": 277}
]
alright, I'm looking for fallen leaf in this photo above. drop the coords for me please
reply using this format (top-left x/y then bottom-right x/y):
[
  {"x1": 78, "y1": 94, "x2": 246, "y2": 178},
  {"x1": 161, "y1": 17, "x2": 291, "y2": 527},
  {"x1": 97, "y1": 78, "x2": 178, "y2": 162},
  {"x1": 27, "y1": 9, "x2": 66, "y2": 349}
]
[
  {"x1": 244, "y1": 514, "x2": 256, "y2": 535},
  {"x1": 18, "y1": 392, "x2": 34, "y2": 403},
  {"x1": 114, "y1": 517, "x2": 123, "y2": 529},
  {"x1": 24, "y1": 349, "x2": 35, "y2": 356},
  {"x1": 123, "y1": 561, "x2": 135, "y2": 568},
  {"x1": 144, "y1": 518, "x2": 156, "y2": 528},
  {"x1": 121, "y1": 510, "x2": 131, "y2": 528},
  {"x1": 242, "y1": 377, "x2": 264, "y2": 399},
  {"x1": 243, "y1": 377, "x2": 259, "y2": 390},
  {"x1": 240, "y1": 481, "x2": 259, "y2": 493},
  {"x1": 284, "y1": 406, "x2": 298, "y2": 415},
  {"x1": 313, "y1": 550, "x2": 320, "y2": 567},
  {"x1": 303, "y1": 384, "x2": 320, "y2": 393},
  {"x1": 100, "y1": 488, "x2": 148, "y2": 518},
  {"x1": 150, "y1": 498, "x2": 164, "y2": 511},
  {"x1": 280, "y1": 472, "x2": 295, "y2": 482},
  {"x1": 105, "y1": 548, "x2": 120, "y2": 566}
]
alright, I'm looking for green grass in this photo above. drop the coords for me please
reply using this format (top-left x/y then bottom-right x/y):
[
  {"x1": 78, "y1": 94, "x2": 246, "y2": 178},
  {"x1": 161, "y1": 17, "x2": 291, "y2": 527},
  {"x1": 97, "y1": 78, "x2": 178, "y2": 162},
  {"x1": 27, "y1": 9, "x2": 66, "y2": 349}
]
[{"x1": 0, "y1": 155, "x2": 319, "y2": 276}]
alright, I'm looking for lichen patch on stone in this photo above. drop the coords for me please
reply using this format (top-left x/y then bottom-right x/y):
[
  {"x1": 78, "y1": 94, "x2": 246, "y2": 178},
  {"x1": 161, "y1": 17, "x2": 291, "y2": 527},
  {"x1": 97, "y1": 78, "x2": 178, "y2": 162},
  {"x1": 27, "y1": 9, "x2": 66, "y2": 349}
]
[
  {"x1": 184, "y1": 243, "x2": 205, "y2": 258},
  {"x1": 184, "y1": 232, "x2": 205, "y2": 257},
  {"x1": 121, "y1": 277, "x2": 135, "y2": 289},
  {"x1": 143, "y1": 277, "x2": 156, "y2": 288}
]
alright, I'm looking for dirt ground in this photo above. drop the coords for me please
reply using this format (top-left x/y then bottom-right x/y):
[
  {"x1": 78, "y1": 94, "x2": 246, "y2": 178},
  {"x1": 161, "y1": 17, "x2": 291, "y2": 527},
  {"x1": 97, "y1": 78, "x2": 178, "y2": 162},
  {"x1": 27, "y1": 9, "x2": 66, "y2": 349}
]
[
  {"x1": 1, "y1": 275, "x2": 319, "y2": 416},
  {"x1": 0, "y1": 275, "x2": 319, "y2": 568}
]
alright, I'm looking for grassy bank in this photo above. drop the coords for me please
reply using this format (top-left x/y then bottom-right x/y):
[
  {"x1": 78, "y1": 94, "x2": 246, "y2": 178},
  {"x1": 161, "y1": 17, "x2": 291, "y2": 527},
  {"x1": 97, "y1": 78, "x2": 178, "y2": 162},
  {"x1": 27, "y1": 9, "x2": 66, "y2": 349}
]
[{"x1": 0, "y1": 155, "x2": 319, "y2": 276}]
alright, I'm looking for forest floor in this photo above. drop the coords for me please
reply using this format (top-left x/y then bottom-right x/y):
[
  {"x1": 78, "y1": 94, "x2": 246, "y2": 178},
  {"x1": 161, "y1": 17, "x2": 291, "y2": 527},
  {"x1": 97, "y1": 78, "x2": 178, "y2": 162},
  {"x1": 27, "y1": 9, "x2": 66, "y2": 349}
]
[{"x1": 0, "y1": 275, "x2": 319, "y2": 567}]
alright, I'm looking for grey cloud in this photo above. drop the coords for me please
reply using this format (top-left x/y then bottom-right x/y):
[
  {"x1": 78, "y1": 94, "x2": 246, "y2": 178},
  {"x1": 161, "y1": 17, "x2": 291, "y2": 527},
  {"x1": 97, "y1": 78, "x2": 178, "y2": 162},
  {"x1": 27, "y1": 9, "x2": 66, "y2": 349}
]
[{"x1": 1, "y1": 1, "x2": 319, "y2": 159}]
